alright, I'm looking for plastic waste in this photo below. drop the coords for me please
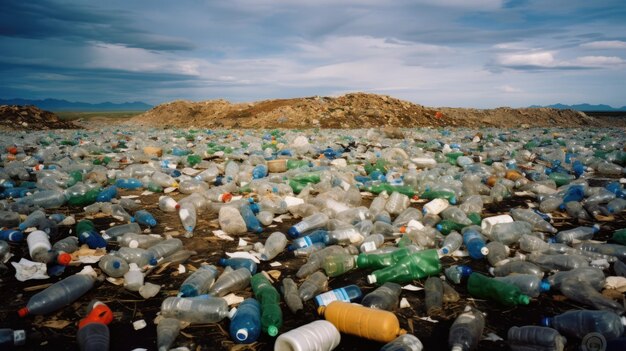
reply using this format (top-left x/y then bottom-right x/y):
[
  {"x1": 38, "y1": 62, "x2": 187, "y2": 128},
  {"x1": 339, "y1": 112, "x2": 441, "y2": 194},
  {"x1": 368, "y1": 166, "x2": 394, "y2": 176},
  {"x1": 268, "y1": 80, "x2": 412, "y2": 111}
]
[
  {"x1": 314, "y1": 284, "x2": 362, "y2": 306},
  {"x1": 230, "y1": 298, "x2": 262, "y2": 344},
  {"x1": 462, "y1": 229, "x2": 489, "y2": 259},
  {"x1": 0, "y1": 328, "x2": 26, "y2": 348},
  {"x1": 179, "y1": 264, "x2": 219, "y2": 297},
  {"x1": 298, "y1": 271, "x2": 329, "y2": 302},
  {"x1": 260, "y1": 232, "x2": 287, "y2": 261},
  {"x1": 77, "y1": 301, "x2": 113, "y2": 351},
  {"x1": 98, "y1": 254, "x2": 129, "y2": 278},
  {"x1": 553, "y1": 224, "x2": 600, "y2": 244},
  {"x1": 361, "y1": 282, "x2": 402, "y2": 311},
  {"x1": 210, "y1": 267, "x2": 252, "y2": 297},
  {"x1": 542, "y1": 309, "x2": 625, "y2": 340},
  {"x1": 494, "y1": 274, "x2": 550, "y2": 298},
  {"x1": 123, "y1": 263, "x2": 144, "y2": 291},
  {"x1": 251, "y1": 273, "x2": 282, "y2": 336},
  {"x1": 157, "y1": 318, "x2": 181, "y2": 351},
  {"x1": 367, "y1": 249, "x2": 441, "y2": 285},
  {"x1": 380, "y1": 334, "x2": 424, "y2": 351},
  {"x1": 507, "y1": 326, "x2": 565, "y2": 351},
  {"x1": 274, "y1": 320, "x2": 341, "y2": 351},
  {"x1": 218, "y1": 257, "x2": 257, "y2": 274},
  {"x1": 445, "y1": 265, "x2": 473, "y2": 284},
  {"x1": 448, "y1": 306, "x2": 485, "y2": 351},
  {"x1": 282, "y1": 278, "x2": 303, "y2": 314},
  {"x1": 160, "y1": 296, "x2": 234, "y2": 324},
  {"x1": 288, "y1": 213, "x2": 329, "y2": 238},
  {"x1": 424, "y1": 276, "x2": 443, "y2": 316},
  {"x1": 467, "y1": 273, "x2": 530, "y2": 306}
]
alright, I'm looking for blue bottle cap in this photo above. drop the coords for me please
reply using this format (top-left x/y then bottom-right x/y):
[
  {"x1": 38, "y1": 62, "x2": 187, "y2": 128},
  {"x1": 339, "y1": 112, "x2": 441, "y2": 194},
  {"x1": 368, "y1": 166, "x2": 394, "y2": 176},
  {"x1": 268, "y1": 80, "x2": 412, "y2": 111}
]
[
  {"x1": 540, "y1": 316, "x2": 552, "y2": 327},
  {"x1": 287, "y1": 227, "x2": 300, "y2": 238},
  {"x1": 459, "y1": 265, "x2": 473, "y2": 277},
  {"x1": 130, "y1": 217, "x2": 136, "y2": 223},
  {"x1": 436, "y1": 224, "x2": 443, "y2": 232},
  {"x1": 179, "y1": 285, "x2": 197, "y2": 297},
  {"x1": 592, "y1": 224, "x2": 600, "y2": 234},
  {"x1": 218, "y1": 258, "x2": 227, "y2": 266},
  {"x1": 540, "y1": 280, "x2": 551, "y2": 293},
  {"x1": 441, "y1": 247, "x2": 450, "y2": 254},
  {"x1": 558, "y1": 204, "x2": 566, "y2": 211},
  {"x1": 112, "y1": 261, "x2": 121, "y2": 269},
  {"x1": 149, "y1": 257, "x2": 158, "y2": 266}
]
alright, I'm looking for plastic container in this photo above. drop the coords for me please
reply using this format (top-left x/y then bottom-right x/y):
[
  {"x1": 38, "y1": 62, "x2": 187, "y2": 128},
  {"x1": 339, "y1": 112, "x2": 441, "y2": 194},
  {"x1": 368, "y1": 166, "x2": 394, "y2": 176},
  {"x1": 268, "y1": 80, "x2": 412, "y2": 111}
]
[
  {"x1": 356, "y1": 245, "x2": 419, "y2": 270},
  {"x1": 178, "y1": 202, "x2": 197, "y2": 237},
  {"x1": 424, "y1": 276, "x2": 443, "y2": 316},
  {"x1": 116, "y1": 247, "x2": 156, "y2": 267},
  {"x1": 157, "y1": 318, "x2": 181, "y2": 351},
  {"x1": 554, "y1": 224, "x2": 600, "y2": 244},
  {"x1": 359, "y1": 233, "x2": 385, "y2": 253},
  {"x1": 439, "y1": 231, "x2": 463, "y2": 255},
  {"x1": 0, "y1": 229, "x2": 24, "y2": 242},
  {"x1": 123, "y1": 263, "x2": 144, "y2": 291},
  {"x1": 261, "y1": 232, "x2": 287, "y2": 261},
  {"x1": 146, "y1": 238, "x2": 183, "y2": 262},
  {"x1": 296, "y1": 245, "x2": 347, "y2": 278},
  {"x1": 322, "y1": 252, "x2": 356, "y2": 277},
  {"x1": 77, "y1": 301, "x2": 112, "y2": 351},
  {"x1": 98, "y1": 254, "x2": 130, "y2": 278},
  {"x1": 282, "y1": 278, "x2": 304, "y2": 314},
  {"x1": 361, "y1": 282, "x2": 402, "y2": 311},
  {"x1": 462, "y1": 229, "x2": 489, "y2": 259},
  {"x1": 274, "y1": 320, "x2": 341, "y2": 351},
  {"x1": 542, "y1": 310, "x2": 625, "y2": 340},
  {"x1": 117, "y1": 233, "x2": 163, "y2": 249},
  {"x1": 287, "y1": 229, "x2": 328, "y2": 251},
  {"x1": 507, "y1": 326, "x2": 565, "y2": 351},
  {"x1": 19, "y1": 210, "x2": 46, "y2": 230},
  {"x1": 467, "y1": 273, "x2": 530, "y2": 306},
  {"x1": 179, "y1": 265, "x2": 219, "y2": 297},
  {"x1": 448, "y1": 306, "x2": 485, "y2": 351},
  {"x1": 489, "y1": 221, "x2": 532, "y2": 245},
  {"x1": 444, "y1": 265, "x2": 473, "y2": 285},
  {"x1": 218, "y1": 206, "x2": 247, "y2": 235},
  {"x1": 19, "y1": 272, "x2": 96, "y2": 316},
  {"x1": 314, "y1": 284, "x2": 362, "y2": 306},
  {"x1": 298, "y1": 271, "x2": 329, "y2": 302},
  {"x1": 218, "y1": 257, "x2": 258, "y2": 274},
  {"x1": 481, "y1": 214, "x2": 513, "y2": 236},
  {"x1": 161, "y1": 296, "x2": 234, "y2": 324},
  {"x1": 318, "y1": 301, "x2": 406, "y2": 343},
  {"x1": 494, "y1": 274, "x2": 550, "y2": 298},
  {"x1": 380, "y1": 334, "x2": 424, "y2": 351},
  {"x1": 230, "y1": 298, "x2": 262, "y2": 344},
  {"x1": 27, "y1": 230, "x2": 51, "y2": 263},
  {"x1": 367, "y1": 249, "x2": 441, "y2": 285},
  {"x1": 209, "y1": 268, "x2": 252, "y2": 297},
  {"x1": 0, "y1": 328, "x2": 26, "y2": 348},
  {"x1": 132, "y1": 210, "x2": 157, "y2": 227},
  {"x1": 288, "y1": 213, "x2": 329, "y2": 238},
  {"x1": 527, "y1": 253, "x2": 589, "y2": 271},
  {"x1": 158, "y1": 196, "x2": 179, "y2": 212},
  {"x1": 422, "y1": 198, "x2": 449, "y2": 216},
  {"x1": 250, "y1": 273, "x2": 282, "y2": 336},
  {"x1": 102, "y1": 223, "x2": 142, "y2": 241}
]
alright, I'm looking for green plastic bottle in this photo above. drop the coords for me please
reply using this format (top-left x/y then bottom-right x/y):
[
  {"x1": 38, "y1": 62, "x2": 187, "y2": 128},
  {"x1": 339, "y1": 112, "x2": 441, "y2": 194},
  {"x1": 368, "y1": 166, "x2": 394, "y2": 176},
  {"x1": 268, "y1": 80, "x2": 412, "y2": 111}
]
[
  {"x1": 76, "y1": 219, "x2": 95, "y2": 235},
  {"x1": 435, "y1": 220, "x2": 467, "y2": 235},
  {"x1": 467, "y1": 273, "x2": 530, "y2": 306},
  {"x1": 420, "y1": 189, "x2": 457, "y2": 204},
  {"x1": 288, "y1": 172, "x2": 321, "y2": 194},
  {"x1": 366, "y1": 249, "x2": 441, "y2": 285},
  {"x1": 66, "y1": 171, "x2": 83, "y2": 187},
  {"x1": 286, "y1": 159, "x2": 310, "y2": 170},
  {"x1": 250, "y1": 273, "x2": 282, "y2": 337},
  {"x1": 612, "y1": 229, "x2": 626, "y2": 245},
  {"x1": 548, "y1": 172, "x2": 573, "y2": 187},
  {"x1": 68, "y1": 187, "x2": 101, "y2": 207},
  {"x1": 467, "y1": 212, "x2": 482, "y2": 226},
  {"x1": 186, "y1": 155, "x2": 201, "y2": 167},
  {"x1": 356, "y1": 246, "x2": 420, "y2": 270},
  {"x1": 361, "y1": 184, "x2": 416, "y2": 198}
]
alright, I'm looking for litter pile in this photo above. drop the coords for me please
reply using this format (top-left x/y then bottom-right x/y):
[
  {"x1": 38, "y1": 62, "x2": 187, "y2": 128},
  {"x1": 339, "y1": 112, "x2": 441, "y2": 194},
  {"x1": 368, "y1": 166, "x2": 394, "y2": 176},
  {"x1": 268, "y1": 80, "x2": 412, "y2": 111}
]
[
  {"x1": 128, "y1": 93, "x2": 611, "y2": 129},
  {"x1": 0, "y1": 105, "x2": 79, "y2": 131},
  {"x1": 0, "y1": 125, "x2": 625, "y2": 350}
]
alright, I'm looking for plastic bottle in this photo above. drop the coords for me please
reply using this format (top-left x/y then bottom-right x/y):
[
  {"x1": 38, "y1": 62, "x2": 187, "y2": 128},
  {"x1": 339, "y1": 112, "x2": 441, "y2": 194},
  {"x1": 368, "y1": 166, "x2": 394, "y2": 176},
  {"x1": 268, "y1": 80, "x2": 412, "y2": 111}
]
[
  {"x1": 546, "y1": 267, "x2": 606, "y2": 291},
  {"x1": 424, "y1": 276, "x2": 444, "y2": 316},
  {"x1": 322, "y1": 252, "x2": 356, "y2": 277},
  {"x1": 576, "y1": 242, "x2": 626, "y2": 260},
  {"x1": 18, "y1": 270, "x2": 96, "y2": 316},
  {"x1": 298, "y1": 271, "x2": 328, "y2": 302},
  {"x1": 356, "y1": 245, "x2": 419, "y2": 270},
  {"x1": 491, "y1": 260, "x2": 544, "y2": 279},
  {"x1": 314, "y1": 284, "x2": 362, "y2": 306},
  {"x1": 96, "y1": 185, "x2": 117, "y2": 203},
  {"x1": 260, "y1": 232, "x2": 287, "y2": 261},
  {"x1": 0, "y1": 328, "x2": 26, "y2": 348},
  {"x1": 179, "y1": 265, "x2": 219, "y2": 297},
  {"x1": 494, "y1": 274, "x2": 550, "y2": 298},
  {"x1": 481, "y1": 214, "x2": 513, "y2": 236},
  {"x1": 0, "y1": 210, "x2": 21, "y2": 228},
  {"x1": 445, "y1": 265, "x2": 473, "y2": 284},
  {"x1": 177, "y1": 202, "x2": 197, "y2": 237},
  {"x1": 489, "y1": 221, "x2": 532, "y2": 245},
  {"x1": 385, "y1": 191, "x2": 410, "y2": 215},
  {"x1": 554, "y1": 224, "x2": 600, "y2": 244},
  {"x1": 274, "y1": 320, "x2": 341, "y2": 351},
  {"x1": 282, "y1": 278, "x2": 303, "y2": 314},
  {"x1": 19, "y1": 209, "x2": 46, "y2": 230},
  {"x1": 439, "y1": 231, "x2": 463, "y2": 255},
  {"x1": 607, "y1": 198, "x2": 626, "y2": 213},
  {"x1": 296, "y1": 245, "x2": 346, "y2": 278},
  {"x1": 209, "y1": 267, "x2": 252, "y2": 297},
  {"x1": 52, "y1": 236, "x2": 80, "y2": 254},
  {"x1": 123, "y1": 263, "x2": 144, "y2": 291},
  {"x1": 117, "y1": 233, "x2": 163, "y2": 249},
  {"x1": 77, "y1": 301, "x2": 113, "y2": 351},
  {"x1": 157, "y1": 318, "x2": 181, "y2": 351},
  {"x1": 486, "y1": 241, "x2": 510, "y2": 267},
  {"x1": 251, "y1": 273, "x2": 282, "y2": 336},
  {"x1": 230, "y1": 298, "x2": 262, "y2": 344},
  {"x1": 218, "y1": 206, "x2": 247, "y2": 235},
  {"x1": 361, "y1": 282, "x2": 402, "y2": 311},
  {"x1": 318, "y1": 300, "x2": 406, "y2": 343},
  {"x1": 542, "y1": 310, "x2": 626, "y2": 340},
  {"x1": 508, "y1": 326, "x2": 566, "y2": 351},
  {"x1": 160, "y1": 296, "x2": 234, "y2": 324},
  {"x1": 240, "y1": 203, "x2": 263, "y2": 234},
  {"x1": 448, "y1": 306, "x2": 485, "y2": 351},
  {"x1": 422, "y1": 198, "x2": 449, "y2": 216},
  {"x1": 467, "y1": 273, "x2": 530, "y2": 306},
  {"x1": 367, "y1": 249, "x2": 441, "y2": 285},
  {"x1": 146, "y1": 238, "x2": 183, "y2": 262},
  {"x1": 0, "y1": 240, "x2": 10, "y2": 263},
  {"x1": 115, "y1": 247, "x2": 156, "y2": 267},
  {"x1": 115, "y1": 178, "x2": 143, "y2": 189},
  {"x1": 27, "y1": 230, "x2": 52, "y2": 263},
  {"x1": 102, "y1": 222, "x2": 142, "y2": 241},
  {"x1": 218, "y1": 257, "x2": 257, "y2": 274},
  {"x1": 98, "y1": 254, "x2": 129, "y2": 278},
  {"x1": 462, "y1": 229, "x2": 489, "y2": 259},
  {"x1": 441, "y1": 207, "x2": 472, "y2": 225},
  {"x1": 0, "y1": 229, "x2": 24, "y2": 242},
  {"x1": 560, "y1": 279, "x2": 624, "y2": 314},
  {"x1": 158, "y1": 196, "x2": 179, "y2": 212},
  {"x1": 527, "y1": 253, "x2": 589, "y2": 271},
  {"x1": 288, "y1": 213, "x2": 330, "y2": 238},
  {"x1": 132, "y1": 210, "x2": 157, "y2": 227}
]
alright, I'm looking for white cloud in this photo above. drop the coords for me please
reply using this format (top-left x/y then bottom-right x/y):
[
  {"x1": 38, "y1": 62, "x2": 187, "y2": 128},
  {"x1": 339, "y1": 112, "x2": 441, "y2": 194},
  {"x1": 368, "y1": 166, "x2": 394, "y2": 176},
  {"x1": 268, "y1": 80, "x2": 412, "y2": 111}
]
[
  {"x1": 580, "y1": 40, "x2": 626, "y2": 49},
  {"x1": 496, "y1": 51, "x2": 557, "y2": 67},
  {"x1": 501, "y1": 85, "x2": 522, "y2": 93},
  {"x1": 573, "y1": 56, "x2": 624, "y2": 66},
  {"x1": 419, "y1": 0, "x2": 503, "y2": 10},
  {"x1": 493, "y1": 42, "x2": 529, "y2": 50}
]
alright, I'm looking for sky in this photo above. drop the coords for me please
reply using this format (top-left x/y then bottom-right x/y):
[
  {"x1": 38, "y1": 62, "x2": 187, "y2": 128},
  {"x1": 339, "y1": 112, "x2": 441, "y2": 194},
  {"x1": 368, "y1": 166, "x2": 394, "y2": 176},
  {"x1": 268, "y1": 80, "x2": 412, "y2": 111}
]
[{"x1": 1, "y1": 0, "x2": 625, "y2": 108}]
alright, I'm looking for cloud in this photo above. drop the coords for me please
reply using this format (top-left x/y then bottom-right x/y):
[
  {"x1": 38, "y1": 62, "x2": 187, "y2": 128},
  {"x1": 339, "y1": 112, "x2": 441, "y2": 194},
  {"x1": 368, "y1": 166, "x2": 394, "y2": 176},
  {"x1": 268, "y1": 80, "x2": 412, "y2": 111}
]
[
  {"x1": 494, "y1": 49, "x2": 625, "y2": 70},
  {"x1": 580, "y1": 40, "x2": 626, "y2": 49},
  {"x1": 501, "y1": 85, "x2": 522, "y2": 93},
  {"x1": 497, "y1": 51, "x2": 557, "y2": 67},
  {"x1": 573, "y1": 56, "x2": 625, "y2": 66}
]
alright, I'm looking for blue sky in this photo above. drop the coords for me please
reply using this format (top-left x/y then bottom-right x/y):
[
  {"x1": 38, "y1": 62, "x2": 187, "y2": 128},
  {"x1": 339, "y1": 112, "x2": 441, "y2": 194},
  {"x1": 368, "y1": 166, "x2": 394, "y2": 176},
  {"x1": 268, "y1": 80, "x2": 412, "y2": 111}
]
[{"x1": 1, "y1": 0, "x2": 625, "y2": 107}]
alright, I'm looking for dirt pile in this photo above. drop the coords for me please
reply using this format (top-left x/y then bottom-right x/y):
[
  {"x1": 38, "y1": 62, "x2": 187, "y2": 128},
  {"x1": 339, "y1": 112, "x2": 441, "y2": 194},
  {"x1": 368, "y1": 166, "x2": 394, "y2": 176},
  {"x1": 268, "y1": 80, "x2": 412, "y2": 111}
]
[
  {"x1": 129, "y1": 93, "x2": 612, "y2": 129},
  {"x1": 0, "y1": 105, "x2": 79, "y2": 130}
]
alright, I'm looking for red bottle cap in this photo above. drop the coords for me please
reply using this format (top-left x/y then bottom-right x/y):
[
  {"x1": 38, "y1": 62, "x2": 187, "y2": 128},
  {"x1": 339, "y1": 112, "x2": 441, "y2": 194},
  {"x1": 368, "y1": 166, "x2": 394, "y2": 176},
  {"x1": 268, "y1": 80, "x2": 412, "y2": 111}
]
[
  {"x1": 220, "y1": 193, "x2": 233, "y2": 203},
  {"x1": 78, "y1": 304, "x2": 114, "y2": 328},
  {"x1": 57, "y1": 253, "x2": 72, "y2": 266},
  {"x1": 18, "y1": 307, "x2": 29, "y2": 317}
]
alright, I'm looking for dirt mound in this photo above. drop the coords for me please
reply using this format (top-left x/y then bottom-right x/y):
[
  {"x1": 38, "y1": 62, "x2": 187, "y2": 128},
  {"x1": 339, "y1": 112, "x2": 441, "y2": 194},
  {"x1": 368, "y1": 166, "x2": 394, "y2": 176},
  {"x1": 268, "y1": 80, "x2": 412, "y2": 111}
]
[
  {"x1": 129, "y1": 93, "x2": 617, "y2": 129},
  {"x1": 0, "y1": 105, "x2": 79, "y2": 130}
]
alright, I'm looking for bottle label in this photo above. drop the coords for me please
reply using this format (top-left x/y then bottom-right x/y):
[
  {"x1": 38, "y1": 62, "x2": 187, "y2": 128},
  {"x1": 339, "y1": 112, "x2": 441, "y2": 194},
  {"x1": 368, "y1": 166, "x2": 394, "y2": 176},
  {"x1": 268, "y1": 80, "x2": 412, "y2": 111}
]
[
  {"x1": 362, "y1": 241, "x2": 376, "y2": 252},
  {"x1": 14, "y1": 330, "x2": 26, "y2": 345},
  {"x1": 303, "y1": 236, "x2": 312, "y2": 247},
  {"x1": 315, "y1": 288, "x2": 349, "y2": 306}
]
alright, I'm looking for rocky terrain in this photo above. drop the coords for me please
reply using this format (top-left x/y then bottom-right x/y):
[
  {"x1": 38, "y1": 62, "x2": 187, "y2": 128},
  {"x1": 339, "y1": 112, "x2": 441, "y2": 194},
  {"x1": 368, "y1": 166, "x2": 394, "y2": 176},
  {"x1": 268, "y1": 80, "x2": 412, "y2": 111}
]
[
  {"x1": 128, "y1": 93, "x2": 619, "y2": 129},
  {"x1": 0, "y1": 105, "x2": 79, "y2": 130}
]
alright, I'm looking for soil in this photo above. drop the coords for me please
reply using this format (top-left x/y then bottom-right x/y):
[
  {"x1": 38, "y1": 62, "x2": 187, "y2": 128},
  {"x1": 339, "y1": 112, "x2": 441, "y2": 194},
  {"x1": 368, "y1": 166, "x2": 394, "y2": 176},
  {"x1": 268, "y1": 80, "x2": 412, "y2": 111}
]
[
  {"x1": 0, "y1": 105, "x2": 79, "y2": 131},
  {"x1": 128, "y1": 93, "x2": 626, "y2": 129},
  {"x1": 1, "y1": 182, "x2": 625, "y2": 351}
]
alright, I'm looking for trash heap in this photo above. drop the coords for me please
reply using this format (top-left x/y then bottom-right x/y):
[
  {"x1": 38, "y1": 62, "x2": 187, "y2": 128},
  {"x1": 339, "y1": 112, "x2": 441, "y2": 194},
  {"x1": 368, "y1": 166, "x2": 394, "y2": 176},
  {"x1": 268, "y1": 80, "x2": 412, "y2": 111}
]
[{"x1": 0, "y1": 126, "x2": 625, "y2": 351}]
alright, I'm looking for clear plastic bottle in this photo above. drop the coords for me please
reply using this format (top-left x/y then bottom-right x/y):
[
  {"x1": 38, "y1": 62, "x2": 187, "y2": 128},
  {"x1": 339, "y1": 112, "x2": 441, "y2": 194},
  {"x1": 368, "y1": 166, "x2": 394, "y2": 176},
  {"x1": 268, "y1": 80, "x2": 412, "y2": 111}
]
[
  {"x1": 380, "y1": 334, "x2": 424, "y2": 351},
  {"x1": 179, "y1": 265, "x2": 219, "y2": 297},
  {"x1": 314, "y1": 284, "x2": 362, "y2": 306},
  {"x1": 489, "y1": 221, "x2": 532, "y2": 245},
  {"x1": 546, "y1": 267, "x2": 606, "y2": 291},
  {"x1": 494, "y1": 274, "x2": 550, "y2": 298},
  {"x1": 385, "y1": 192, "x2": 410, "y2": 215},
  {"x1": 607, "y1": 198, "x2": 626, "y2": 214},
  {"x1": 554, "y1": 224, "x2": 600, "y2": 244},
  {"x1": 519, "y1": 234, "x2": 551, "y2": 253},
  {"x1": 359, "y1": 233, "x2": 385, "y2": 253},
  {"x1": 19, "y1": 209, "x2": 46, "y2": 230},
  {"x1": 296, "y1": 245, "x2": 346, "y2": 278},
  {"x1": 117, "y1": 233, "x2": 163, "y2": 249},
  {"x1": 298, "y1": 271, "x2": 329, "y2": 302},
  {"x1": 0, "y1": 240, "x2": 10, "y2": 263},
  {"x1": 102, "y1": 223, "x2": 141, "y2": 241},
  {"x1": 218, "y1": 206, "x2": 247, "y2": 235},
  {"x1": 260, "y1": 232, "x2": 287, "y2": 261},
  {"x1": 442, "y1": 280, "x2": 460, "y2": 303},
  {"x1": 542, "y1": 310, "x2": 626, "y2": 340},
  {"x1": 160, "y1": 296, "x2": 234, "y2": 324},
  {"x1": 218, "y1": 257, "x2": 257, "y2": 274},
  {"x1": 441, "y1": 207, "x2": 472, "y2": 225},
  {"x1": 361, "y1": 282, "x2": 402, "y2": 311},
  {"x1": 322, "y1": 252, "x2": 356, "y2": 277},
  {"x1": 424, "y1": 276, "x2": 443, "y2": 316},
  {"x1": 491, "y1": 260, "x2": 544, "y2": 279},
  {"x1": 124, "y1": 263, "x2": 144, "y2": 291},
  {"x1": 507, "y1": 326, "x2": 565, "y2": 351},
  {"x1": 576, "y1": 242, "x2": 626, "y2": 261},
  {"x1": 486, "y1": 241, "x2": 510, "y2": 267},
  {"x1": 18, "y1": 272, "x2": 96, "y2": 316},
  {"x1": 115, "y1": 247, "x2": 155, "y2": 267},
  {"x1": 158, "y1": 195, "x2": 179, "y2": 212},
  {"x1": 146, "y1": 238, "x2": 183, "y2": 262},
  {"x1": 282, "y1": 278, "x2": 303, "y2": 314},
  {"x1": 422, "y1": 198, "x2": 449, "y2": 216},
  {"x1": 98, "y1": 254, "x2": 130, "y2": 278},
  {"x1": 52, "y1": 236, "x2": 80, "y2": 254},
  {"x1": 178, "y1": 202, "x2": 197, "y2": 237},
  {"x1": 448, "y1": 306, "x2": 485, "y2": 351},
  {"x1": 240, "y1": 203, "x2": 263, "y2": 234},
  {"x1": 157, "y1": 318, "x2": 181, "y2": 351},
  {"x1": 445, "y1": 265, "x2": 473, "y2": 285},
  {"x1": 510, "y1": 208, "x2": 557, "y2": 233},
  {"x1": 209, "y1": 267, "x2": 252, "y2": 297},
  {"x1": 288, "y1": 213, "x2": 330, "y2": 238},
  {"x1": 439, "y1": 231, "x2": 463, "y2": 255},
  {"x1": 527, "y1": 253, "x2": 589, "y2": 271},
  {"x1": 230, "y1": 298, "x2": 261, "y2": 344}
]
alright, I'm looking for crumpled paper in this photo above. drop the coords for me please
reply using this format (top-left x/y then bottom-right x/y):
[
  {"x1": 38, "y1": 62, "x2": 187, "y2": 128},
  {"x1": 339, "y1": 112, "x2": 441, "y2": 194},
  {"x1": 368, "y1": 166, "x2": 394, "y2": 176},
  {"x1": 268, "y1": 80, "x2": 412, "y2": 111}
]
[
  {"x1": 11, "y1": 258, "x2": 49, "y2": 281},
  {"x1": 605, "y1": 276, "x2": 626, "y2": 292}
]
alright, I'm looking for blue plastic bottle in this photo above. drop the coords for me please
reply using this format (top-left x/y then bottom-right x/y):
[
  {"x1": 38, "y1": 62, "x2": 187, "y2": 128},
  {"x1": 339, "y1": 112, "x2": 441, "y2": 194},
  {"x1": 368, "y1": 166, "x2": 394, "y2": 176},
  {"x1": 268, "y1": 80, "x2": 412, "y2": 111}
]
[
  {"x1": 239, "y1": 203, "x2": 263, "y2": 234},
  {"x1": 0, "y1": 229, "x2": 24, "y2": 242},
  {"x1": 252, "y1": 165, "x2": 268, "y2": 179},
  {"x1": 78, "y1": 230, "x2": 107, "y2": 249},
  {"x1": 115, "y1": 178, "x2": 143, "y2": 190},
  {"x1": 463, "y1": 229, "x2": 489, "y2": 259},
  {"x1": 218, "y1": 258, "x2": 258, "y2": 274},
  {"x1": 179, "y1": 265, "x2": 219, "y2": 297},
  {"x1": 96, "y1": 186, "x2": 118, "y2": 202},
  {"x1": 132, "y1": 210, "x2": 157, "y2": 227},
  {"x1": 314, "y1": 284, "x2": 362, "y2": 306},
  {"x1": 287, "y1": 229, "x2": 329, "y2": 251},
  {"x1": 230, "y1": 299, "x2": 262, "y2": 344},
  {"x1": 19, "y1": 210, "x2": 46, "y2": 230}
]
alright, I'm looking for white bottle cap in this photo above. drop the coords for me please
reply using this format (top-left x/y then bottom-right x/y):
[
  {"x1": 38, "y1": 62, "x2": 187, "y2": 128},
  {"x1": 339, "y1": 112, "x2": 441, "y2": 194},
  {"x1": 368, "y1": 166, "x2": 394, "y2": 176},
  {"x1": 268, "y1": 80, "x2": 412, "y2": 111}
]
[
  {"x1": 228, "y1": 307, "x2": 238, "y2": 320},
  {"x1": 236, "y1": 329, "x2": 248, "y2": 341},
  {"x1": 480, "y1": 247, "x2": 490, "y2": 256},
  {"x1": 367, "y1": 274, "x2": 376, "y2": 284},
  {"x1": 129, "y1": 240, "x2": 139, "y2": 249}
]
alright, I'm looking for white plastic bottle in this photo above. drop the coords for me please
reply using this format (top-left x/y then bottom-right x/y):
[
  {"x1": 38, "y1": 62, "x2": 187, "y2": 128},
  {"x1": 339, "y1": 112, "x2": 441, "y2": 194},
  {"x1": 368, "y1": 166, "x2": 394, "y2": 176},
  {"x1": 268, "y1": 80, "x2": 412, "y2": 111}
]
[
  {"x1": 422, "y1": 198, "x2": 449, "y2": 216},
  {"x1": 27, "y1": 230, "x2": 51, "y2": 263},
  {"x1": 124, "y1": 263, "x2": 144, "y2": 291},
  {"x1": 274, "y1": 320, "x2": 341, "y2": 351},
  {"x1": 481, "y1": 214, "x2": 513, "y2": 236}
]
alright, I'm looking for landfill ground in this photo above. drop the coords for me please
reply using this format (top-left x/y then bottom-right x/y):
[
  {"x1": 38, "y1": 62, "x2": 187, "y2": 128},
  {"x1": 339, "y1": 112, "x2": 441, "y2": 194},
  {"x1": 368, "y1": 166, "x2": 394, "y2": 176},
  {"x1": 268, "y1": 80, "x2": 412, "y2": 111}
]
[
  {"x1": 1, "y1": 184, "x2": 625, "y2": 351},
  {"x1": 0, "y1": 125, "x2": 625, "y2": 351}
]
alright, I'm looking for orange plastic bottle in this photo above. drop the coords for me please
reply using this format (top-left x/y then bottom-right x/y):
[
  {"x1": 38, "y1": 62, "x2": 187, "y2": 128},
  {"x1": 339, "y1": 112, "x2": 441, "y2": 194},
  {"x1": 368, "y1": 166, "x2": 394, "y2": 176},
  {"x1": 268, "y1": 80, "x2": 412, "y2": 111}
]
[{"x1": 317, "y1": 301, "x2": 406, "y2": 343}]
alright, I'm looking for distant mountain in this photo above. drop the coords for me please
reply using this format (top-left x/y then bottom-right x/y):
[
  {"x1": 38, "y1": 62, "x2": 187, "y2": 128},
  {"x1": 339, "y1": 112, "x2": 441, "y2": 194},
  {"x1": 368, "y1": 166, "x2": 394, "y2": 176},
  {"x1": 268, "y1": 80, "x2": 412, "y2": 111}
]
[
  {"x1": 0, "y1": 98, "x2": 152, "y2": 111},
  {"x1": 530, "y1": 103, "x2": 626, "y2": 111}
]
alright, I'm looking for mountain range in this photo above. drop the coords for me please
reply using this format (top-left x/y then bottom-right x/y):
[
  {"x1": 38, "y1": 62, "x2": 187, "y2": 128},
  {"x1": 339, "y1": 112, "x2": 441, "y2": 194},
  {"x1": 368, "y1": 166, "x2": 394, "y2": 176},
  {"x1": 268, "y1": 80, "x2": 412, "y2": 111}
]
[
  {"x1": 530, "y1": 103, "x2": 626, "y2": 111},
  {"x1": 0, "y1": 98, "x2": 152, "y2": 111}
]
